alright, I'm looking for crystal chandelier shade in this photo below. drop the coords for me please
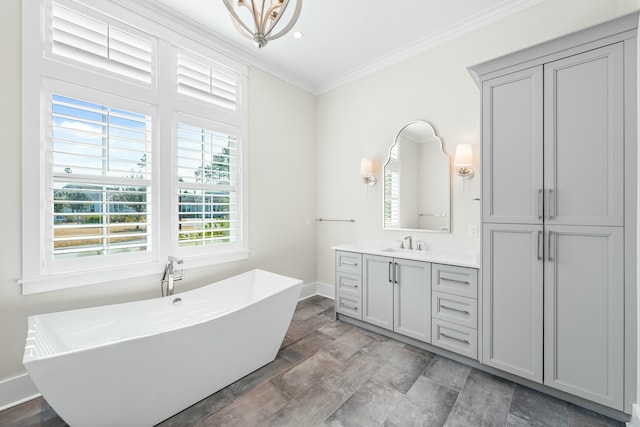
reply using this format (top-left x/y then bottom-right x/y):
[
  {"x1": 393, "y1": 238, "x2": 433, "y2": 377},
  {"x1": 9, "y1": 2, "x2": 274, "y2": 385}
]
[{"x1": 222, "y1": 0, "x2": 303, "y2": 48}]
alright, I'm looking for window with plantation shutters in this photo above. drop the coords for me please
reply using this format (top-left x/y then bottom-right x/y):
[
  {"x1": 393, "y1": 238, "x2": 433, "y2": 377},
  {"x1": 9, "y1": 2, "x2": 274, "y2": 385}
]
[
  {"x1": 51, "y1": 94, "x2": 152, "y2": 259},
  {"x1": 50, "y1": 1, "x2": 154, "y2": 84},
  {"x1": 22, "y1": 0, "x2": 248, "y2": 294},
  {"x1": 177, "y1": 52, "x2": 238, "y2": 110},
  {"x1": 176, "y1": 122, "x2": 239, "y2": 248}
]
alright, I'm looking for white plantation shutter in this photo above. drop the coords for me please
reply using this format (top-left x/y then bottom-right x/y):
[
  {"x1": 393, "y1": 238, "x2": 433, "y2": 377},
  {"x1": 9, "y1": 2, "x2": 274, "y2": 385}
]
[
  {"x1": 51, "y1": 94, "x2": 152, "y2": 259},
  {"x1": 176, "y1": 122, "x2": 239, "y2": 248},
  {"x1": 51, "y1": 1, "x2": 154, "y2": 84},
  {"x1": 177, "y1": 52, "x2": 238, "y2": 110}
]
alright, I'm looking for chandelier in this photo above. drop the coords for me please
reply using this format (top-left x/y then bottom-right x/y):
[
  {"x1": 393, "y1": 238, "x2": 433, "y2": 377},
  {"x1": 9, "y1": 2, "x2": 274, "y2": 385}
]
[{"x1": 222, "y1": 0, "x2": 303, "y2": 49}]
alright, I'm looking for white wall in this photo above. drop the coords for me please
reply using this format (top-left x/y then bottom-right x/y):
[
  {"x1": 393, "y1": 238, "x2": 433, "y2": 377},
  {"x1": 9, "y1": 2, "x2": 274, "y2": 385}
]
[{"x1": 0, "y1": 0, "x2": 316, "y2": 389}]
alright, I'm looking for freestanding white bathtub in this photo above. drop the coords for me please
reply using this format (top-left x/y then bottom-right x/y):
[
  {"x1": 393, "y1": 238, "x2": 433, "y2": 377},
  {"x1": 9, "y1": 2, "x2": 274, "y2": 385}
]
[{"x1": 23, "y1": 269, "x2": 303, "y2": 427}]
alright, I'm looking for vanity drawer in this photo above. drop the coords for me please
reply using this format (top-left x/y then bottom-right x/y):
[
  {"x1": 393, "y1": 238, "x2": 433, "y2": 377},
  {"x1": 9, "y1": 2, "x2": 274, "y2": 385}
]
[
  {"x1": 432, "y1": 318, "x2": 478, "y2": 360},
  {"x1": 336, "y1": 294, "x2": 361, "y2": 320},
  {"x1": 336, "y1": 271, "x2": 362, "y2": 298},
  {"x1": 336, "y1": 251, "x2": 362, "y2": 275},
  {"x1": 432, "y1": 264, "x2": 478, "y2": 298},
  {"x1": 432, "y1": 291, "x2": 477, "y2": 329}
]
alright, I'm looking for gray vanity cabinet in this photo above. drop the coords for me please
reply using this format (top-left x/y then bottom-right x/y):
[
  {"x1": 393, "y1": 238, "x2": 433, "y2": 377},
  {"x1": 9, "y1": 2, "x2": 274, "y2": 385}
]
[
  {"x1": 474, "y1": 27, "x2": 632, "y2": 411},
  {"x1": 543, "y1": 44, "x2": 624, "y2": 227},
  {"x1": 481, "y1": 66, "x2": 543, "y2": 225},
  {"x1": 543, "y1": 225, "x2": 624, "y2": 407},
  {"x1": 335, "y1": 251, "x2": 362, "y2": 319},
  {"x1": 482, "y1": 223, "x2": 543, "y2": 382},
  {"x1": 431, "y1": 263, "x2": 479, "y2": 360},
  {"x1": 362, "y1": 254, "x2": 431, "y2": 342}
]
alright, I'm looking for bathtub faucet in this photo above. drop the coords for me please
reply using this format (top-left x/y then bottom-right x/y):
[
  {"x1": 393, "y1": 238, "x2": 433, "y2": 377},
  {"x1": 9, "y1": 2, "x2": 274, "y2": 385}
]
[{"x1": 161, "y1": 256, "x2": 184, "y2": 297}]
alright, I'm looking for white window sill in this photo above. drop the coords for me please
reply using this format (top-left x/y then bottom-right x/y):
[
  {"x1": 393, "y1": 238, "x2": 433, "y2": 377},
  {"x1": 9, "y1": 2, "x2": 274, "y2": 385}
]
[{"x1": 19, "y1": 251, "x2": 250, "y2": 295}]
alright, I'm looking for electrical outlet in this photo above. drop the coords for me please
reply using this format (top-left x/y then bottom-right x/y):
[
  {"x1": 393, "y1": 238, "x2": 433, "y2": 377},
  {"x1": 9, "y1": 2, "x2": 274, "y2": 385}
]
[{"x1": 468, "y1": 225, "x2": 478, "y2": 238}]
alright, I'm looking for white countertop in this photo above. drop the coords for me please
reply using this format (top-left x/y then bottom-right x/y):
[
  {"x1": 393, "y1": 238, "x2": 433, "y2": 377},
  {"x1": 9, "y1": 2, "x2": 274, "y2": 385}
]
[{"x1": 332, "y1": 242, "x2": 480, "y2": 269}]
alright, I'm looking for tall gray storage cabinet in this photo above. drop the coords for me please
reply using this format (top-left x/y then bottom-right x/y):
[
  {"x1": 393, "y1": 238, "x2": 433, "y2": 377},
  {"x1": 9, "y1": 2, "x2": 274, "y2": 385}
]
[{"x1": 469, "y1": 13, "x2": 638, "y2": 414}]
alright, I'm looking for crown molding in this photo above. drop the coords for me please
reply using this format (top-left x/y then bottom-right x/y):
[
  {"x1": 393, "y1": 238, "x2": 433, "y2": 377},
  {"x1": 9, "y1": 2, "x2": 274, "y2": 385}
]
[
  {"x1": 106, "y1": 0, "x2": 316, "y2": 93},
  {"x1": 315, "y1": 0, "x2": 547, "y2": 94}
]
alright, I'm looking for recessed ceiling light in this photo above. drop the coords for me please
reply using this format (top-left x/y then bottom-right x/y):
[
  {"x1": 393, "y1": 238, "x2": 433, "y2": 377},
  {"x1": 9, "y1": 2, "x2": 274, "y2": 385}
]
[{"x1": 293, "y1": 31, "x2": 304, "y2": 40}]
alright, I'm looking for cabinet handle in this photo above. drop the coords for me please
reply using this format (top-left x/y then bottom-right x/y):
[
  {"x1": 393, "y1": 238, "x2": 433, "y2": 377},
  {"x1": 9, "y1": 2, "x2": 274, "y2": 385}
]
[
  {"x1": 388, "y1": 261, "x2": 393, "y2": 283},
  {"x1": 537, "y1": 230, "x2": 542, "y2": 261},
  {"x1": 340, "y1": 282, "x2": 358, "y2": 289},
  {"x1": 537, "y1": 189, "x2": 543, "y2": 219},
  {"x1": 340, "y1": 302, "x2": 358, "y2": 311},
  {"x1": 548, "y1": 231, "x2": 554, "y2": 261},
  {"x1": 341, "y1": 261, "x2": 358, "y2": 266},
  {"x1": 547, "y1": 189, "x2": 554, "y2": 220},
  {"x1": 440, "y1": 305, "x2": 470, "y2": 315},
  {"x1": 439, "y1": 332, "x2": 470, "y2": 345},
  {"x1": 440, "y1": 277, "x2": 469, "y2": 285},
  {"x1": 395, "y1": 262, "x2": 399, "y2": 284}
]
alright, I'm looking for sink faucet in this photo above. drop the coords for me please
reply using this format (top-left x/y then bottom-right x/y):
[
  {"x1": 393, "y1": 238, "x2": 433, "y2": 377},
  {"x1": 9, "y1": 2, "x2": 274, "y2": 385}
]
[
  {"x1": 161, "y1": 256, "x2": 183, "y2": 296},
  {"x1": 404, "y1": 235, "x2": 413, "y2": 250}
]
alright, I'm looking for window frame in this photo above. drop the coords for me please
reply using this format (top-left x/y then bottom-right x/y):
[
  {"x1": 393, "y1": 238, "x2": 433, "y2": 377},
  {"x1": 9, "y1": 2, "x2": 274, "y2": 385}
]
[
  {"x1": 21, "y1": 0, "x2": 249, "y2": 294},
  {"x1": 173, "y1": 112, "x2": 247, "y2": 262},
  {"x1": 45, "y1": 79, "x2": 157, "y2": 273}
]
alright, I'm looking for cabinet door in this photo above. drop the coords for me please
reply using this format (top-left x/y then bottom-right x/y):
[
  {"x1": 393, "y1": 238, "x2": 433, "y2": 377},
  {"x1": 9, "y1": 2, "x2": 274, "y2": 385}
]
[
  {"x1": 543, "y1": 225, "x2": 624, "y2": 409},
  {"x1": 362, "y1": 255, "x2": 393, "y2": 330},
  {"x1": 544, "y1": 43, "x2": 624, "y2": 226},
  {"x1": 482, "y1": 223, "x2": 543, "y2": 383},
  {"x1": 393, "y1": 259, "x2": 431, "y2": 342},
  {"x1": 482, "y1": 66, "x2": 543, "y2": 224}
]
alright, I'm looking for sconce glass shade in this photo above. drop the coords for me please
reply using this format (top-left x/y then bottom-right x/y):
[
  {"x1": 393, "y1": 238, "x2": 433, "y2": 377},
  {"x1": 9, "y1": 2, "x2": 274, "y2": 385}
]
[
  {"x1": 454, "y1": 144, "x2": 474, "y2": 179},
  {"x1": 360, "y1": 158, "x2": 377, "y2": 185}
]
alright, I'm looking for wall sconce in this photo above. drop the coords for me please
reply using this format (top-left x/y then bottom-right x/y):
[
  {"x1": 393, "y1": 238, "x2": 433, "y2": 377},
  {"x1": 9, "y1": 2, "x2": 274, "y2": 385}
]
[
  {"x1": 360, "y1": 158, "x2": 377, "y2": 185},
  {"x1": 454, "y1": 144, "x2": 474, "y2": 179}
]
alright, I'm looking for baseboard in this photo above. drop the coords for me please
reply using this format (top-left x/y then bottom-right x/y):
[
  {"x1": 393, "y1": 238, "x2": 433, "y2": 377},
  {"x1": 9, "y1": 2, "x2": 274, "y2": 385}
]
[
  {"x1": 298, "y1": 282, "x2": 334, "y2": 300},
  {"x1": 0, "y1": 373, "x2": 39, "y2": 411},
  {"x1": 628, "y1": 403, "x2": 640, "y2": 427}
]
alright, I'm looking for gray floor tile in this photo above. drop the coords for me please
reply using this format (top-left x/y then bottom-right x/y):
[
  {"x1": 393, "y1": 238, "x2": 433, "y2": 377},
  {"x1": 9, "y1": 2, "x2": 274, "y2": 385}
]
[
  {"x1": 281, "y1": 330, "x2": 335, "y2": 362},
  {"x1": 506, "y1": 413, "x2": 531, "y2": 427},
  {"x1": 270, "y1": 350, "x2": 342, "y2": 398},
  {"x1": 323, "y1": 327, "x2": 378, "y2": 361},
  {"x1": 371, "y1": 343, "x2": 433, "y2": 393},
  {"x1": 197, "y1": 382, "x2": 289, "y2": 426},
  {"x1": 158, "y1": 388, "x2": 235, "y2": 427},
  {"x1": 226, "y1": 355, "x2": 293, "y2": 398},
  {"x1": 444, "y1": 369, "x2": 514, "y2": 427},
  {"x1": 509, "y1": 385, "x2": 568, "y2": 427},
  {"x1": 386, "y1": 376, "x2": 459, "y2": 427},
  {"x1": 325, "y1": 378, "x2": 404, "y2": 427},
  {"x1": 264, "y1": 383, "x2": 350, "y2": 426},
  {"x1": 567, "y1": 403, "x2": 625, "y2": 427},
  {"x1": 318, "y1": 318, "x2": 357, "y2": 339},
  {"x1": 281, "y1": 311, "x2": 333, "y2": 348},
  {"x1": 423, "y1": 355, "x2": 472, "y2": 392},
  {"x1": 0, "y1": 397, "x2": 67, "y2": 427},
  {"x1": 322, "y1": 350, "x2": 383, "y2": 396},
  {"x1": 291, "y1": 301, "x2": 332, "y2": 322}
]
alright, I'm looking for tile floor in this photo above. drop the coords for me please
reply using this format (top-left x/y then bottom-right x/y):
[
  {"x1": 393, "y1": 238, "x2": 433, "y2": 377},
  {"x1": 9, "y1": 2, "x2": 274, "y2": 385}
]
[{"x1": 0, "y1": 295, "x2": 626, "y2": 426}]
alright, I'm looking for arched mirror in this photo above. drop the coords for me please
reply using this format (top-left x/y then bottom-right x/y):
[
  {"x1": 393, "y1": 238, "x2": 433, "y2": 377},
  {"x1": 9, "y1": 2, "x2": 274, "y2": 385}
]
[{"x1": 383, "y1": 121, "x2": 450, "y2": 232}]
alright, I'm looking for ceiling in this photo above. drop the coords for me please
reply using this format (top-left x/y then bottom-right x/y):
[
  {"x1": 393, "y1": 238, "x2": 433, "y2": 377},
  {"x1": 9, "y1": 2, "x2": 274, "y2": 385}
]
[{"x1": 153, "y1": 0, "x2": 545, "y2": 93}]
